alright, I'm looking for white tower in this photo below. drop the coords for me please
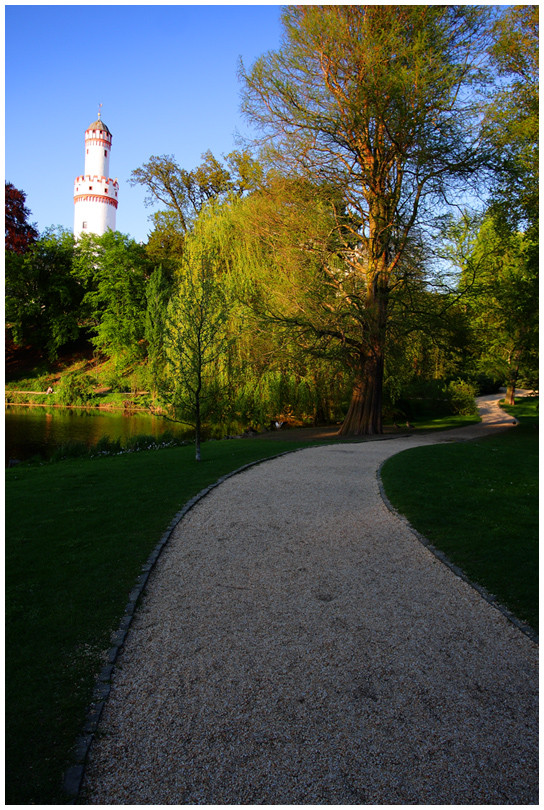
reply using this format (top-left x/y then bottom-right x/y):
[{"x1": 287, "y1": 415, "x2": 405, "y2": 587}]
[{"x1": 74, "y1": 108, "x2": 119, "y2": 238}]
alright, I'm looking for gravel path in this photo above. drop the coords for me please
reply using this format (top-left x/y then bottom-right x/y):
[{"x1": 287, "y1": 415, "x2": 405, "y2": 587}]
[{"x1": 81, "y1": 393, "x2": 538, "y2": 804}]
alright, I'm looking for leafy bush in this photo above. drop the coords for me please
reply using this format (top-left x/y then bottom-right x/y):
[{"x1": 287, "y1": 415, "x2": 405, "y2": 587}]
[
  {"x1": 447, "y1": 379, "x2": 478, "y2": 415},
  {"x1": 395, "y1": 380, "x2": 449, "y2": 419},
  {"x1": 394, "y1": 378, "x2": 477, "y2": 420},
  {"x1": 55, "y1": 373, "x2": 96, "y2": 406},
  {"x1": 91, "y1": 431, "x2": 191, "y2": 458},
  {"x1": 103, "y1": 369, "x2": 127, "y2": 392},
  {"x1": 122, "y1": 432, "x2": 191, "y2": 452},
  {"x1": 128, "y1": 365, "x2": 150, "y2": 395},
  {"x1": 17, "y1": 432, "x2": 192, "y2": 467},
  {"x1": 6, "y1": 392, "x2": 48, "y2": 405},
  {"x1": 123, "y1": 434, "x2": 156, "y2": 452},
  {"x1": 5, "y1": 374, "x2": 52, "y2": 391}
]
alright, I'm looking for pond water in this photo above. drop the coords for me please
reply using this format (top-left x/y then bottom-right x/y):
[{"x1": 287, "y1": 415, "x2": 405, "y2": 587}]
[{"x1": 5, "y1": 406, "x2": 192, "y2": 465}]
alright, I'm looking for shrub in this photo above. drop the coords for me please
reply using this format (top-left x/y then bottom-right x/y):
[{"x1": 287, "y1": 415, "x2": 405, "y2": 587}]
[
  {"x1": 124, "y1": 434, "x2": 158, "y2": 452},
  {"x1": 129, "y1": 366, "x2": 150, "y2": 396},
  {"x1": 94, "y1": 432, "x2": 188, "y2": 456},
  {"x1": 393, "y1": 378, "x2": 478, "y2": 420},
  {"x1": 55, "y1": 373, "x2": 95, "y2": 406},
  {"x1": 395, "y1": 380, "x2": 449, "y2": 419},
  {"x1": 103, "y1": 368, "x2": 127, "y2": 393},
  {"x1": 94, "y1": 435, "x2": 122, "y2": 455},
  {"x1": 447, "y1": 379, "x2": 478, "y2": 415}
]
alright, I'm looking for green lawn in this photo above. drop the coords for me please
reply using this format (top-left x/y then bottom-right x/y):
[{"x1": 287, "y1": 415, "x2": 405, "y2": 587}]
[
  {"x1": 380, "y1": 398, "x2": 538, "y2": 633},
  {"x1": 5, "y1": 438, "x2": 320, "y2": 804},
  {"x1": 406, "y1": 413, "x2": 481, "y2": 431},
  {"x1": 5, "y1": 406, "x2": 537, "y2": 803}
]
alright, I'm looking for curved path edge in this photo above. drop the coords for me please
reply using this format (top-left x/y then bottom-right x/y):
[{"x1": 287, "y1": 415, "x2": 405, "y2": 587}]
[
  {"x1": 63, "y1": 391, "x2": 536, "y2": 800},
  {"x1": 62, "y1": 447, "x2": 311, "y2": 799},
  {"x1": 376, "y1": 465, "x2": 538, "y2": 645}
]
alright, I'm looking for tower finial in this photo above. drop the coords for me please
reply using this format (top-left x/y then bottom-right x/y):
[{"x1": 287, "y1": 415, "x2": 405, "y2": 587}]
[{"x1": 98, "y1": 102, "x2": 102, "y2": 119}]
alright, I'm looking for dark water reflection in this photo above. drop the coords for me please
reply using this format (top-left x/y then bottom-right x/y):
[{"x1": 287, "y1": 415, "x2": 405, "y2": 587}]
[{"x1": 5, "y1": 406, "x2": 191, "y2": 465}]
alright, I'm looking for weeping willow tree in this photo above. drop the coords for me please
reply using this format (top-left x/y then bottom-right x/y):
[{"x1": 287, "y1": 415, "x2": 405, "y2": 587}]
[
  {"x1": 132, "y1": 144, "x2": 361, "y2": 429},
  {"x1": 240, "y1": 5, "x2": 491, "y2": 434},
  {"x1": 154, "y1": 182, "x2": 353, "y2": 435},
  {"x1": 226, "y1": 173, "x2": 356, "y2": 409}
]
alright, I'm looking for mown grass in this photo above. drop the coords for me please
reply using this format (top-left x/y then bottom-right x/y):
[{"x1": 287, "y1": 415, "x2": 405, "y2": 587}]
[
  {"x1": 6, "y1": 438, "x2": 322, "y2": 804},
  {"x1": 380, "y1": 398, "x2": 538, "y2": 633},
  {"x1": 408, "y1": 413, "x2": 481, "y2": 431},
  {"x1": 6, "y1": 406, "x2": 530, "y2": 804}
]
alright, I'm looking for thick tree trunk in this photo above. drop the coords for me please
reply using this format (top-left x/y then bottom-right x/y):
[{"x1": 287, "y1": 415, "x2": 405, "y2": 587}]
[
  {"x1": 505, "y1": 385, "x2": 516, "y2": 407},
  {"x1": 505, "y1": 357, "x2": 520, "y2": 406},
  {"x1": 339, "y1": 275, "x2": 387, "y2": 437},
  {"x1": 339, "y1": 348, "x2": 384, "y2": 436}
]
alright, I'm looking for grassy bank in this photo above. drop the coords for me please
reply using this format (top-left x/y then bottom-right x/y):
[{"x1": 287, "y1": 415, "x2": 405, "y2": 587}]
[
  {"x1": 380, "y1": 398, "x2": 539, "y2": 633},
  {"x1": 5, "y1": 340, "x2": 156, "y2": 411}
]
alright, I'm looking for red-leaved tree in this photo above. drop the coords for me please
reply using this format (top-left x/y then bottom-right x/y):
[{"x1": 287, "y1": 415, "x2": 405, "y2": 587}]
[{"x1": 5, "y1": 182, "x2": 38, "y2": 254}]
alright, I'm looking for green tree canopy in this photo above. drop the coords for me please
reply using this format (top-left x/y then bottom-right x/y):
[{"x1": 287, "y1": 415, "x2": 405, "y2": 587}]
[
  {"x1": 73, "y1": 231, "x2": 153, "y2": 364},
  {"x1": 130, "y1": 148, "x2": 264, "y2": 236},
  {"x1": 460, "y1": 214, "x2": 538, "y2": 402},
  {"x1": 144, "y1": 264, "x2": 174, "y2": 399},
  {"x1": 164, "y1": 208, "x2": 234, "y2": 460},
  {"x1": 5, "y1": 228, "x2": 80, "y2": 357},
  {"x1": 484, "y1": 5, "x2": 538, "y2": 232},
  {"x1": 240, "y1": 5, "x2": 491, "y2": 434}
]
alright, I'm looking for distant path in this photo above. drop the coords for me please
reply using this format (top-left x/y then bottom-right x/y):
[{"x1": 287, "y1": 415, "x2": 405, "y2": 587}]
[{"x1": 81, "y1": 392, "x2": 537, "y2": 804}]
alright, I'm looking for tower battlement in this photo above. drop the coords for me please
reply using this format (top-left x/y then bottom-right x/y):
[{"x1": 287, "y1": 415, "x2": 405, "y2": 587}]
[{"x1": 74, "y1": 109, "x2": 118, "y2": 238}]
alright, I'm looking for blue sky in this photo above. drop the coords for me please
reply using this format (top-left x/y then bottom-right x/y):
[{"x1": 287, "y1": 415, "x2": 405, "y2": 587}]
[{"x1": 5, "y1": 4, "x2": 284, "y2": 243}]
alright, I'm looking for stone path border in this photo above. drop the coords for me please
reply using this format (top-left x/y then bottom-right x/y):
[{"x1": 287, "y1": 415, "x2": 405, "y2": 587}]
[
  {"x1": 63, "y1": 449, "x2": 307, "y2": 799},
  {"x1": 376, "y1": 468, "x2": 538, "y2": 644}
]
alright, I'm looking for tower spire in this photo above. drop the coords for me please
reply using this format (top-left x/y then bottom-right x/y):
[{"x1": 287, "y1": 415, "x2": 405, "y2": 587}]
[{"x1": 98, "y1": 102, "x2": 103, "y2": 120}]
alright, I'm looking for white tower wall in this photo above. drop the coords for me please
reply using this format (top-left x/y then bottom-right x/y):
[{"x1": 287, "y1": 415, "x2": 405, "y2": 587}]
[
  {"x1": 84, "y1": 126, "x2": 112, "y2": 177},
  {"x1": 74, "y1": 113, "x2": 119, "y2": 239},
  {"x1": 73, "y1": 194, "x2": 118, "y2": 236}
]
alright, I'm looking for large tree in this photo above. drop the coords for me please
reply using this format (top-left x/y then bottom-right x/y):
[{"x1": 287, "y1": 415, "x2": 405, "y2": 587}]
[
  {"x1": 73, "y1": 231, "x2": 153, "y2": 365},
  {"x1": 144, "y1": 264, "x2": 174, "y2": 400},
  {"x1": 484, "y1": 5, "x2": 538, "y2": 234},
  {"x1": 240, "y1": 5, "x2": 491, "y2": 434},
  {"x1": 477, "y1": 6, "x2": 539, "y2": 402},
  {"x1": 5, "y1": 228, "x2": 80, "y2": 357},
  {"x1": 5, "y1": 184, "x2": 40, "y2": 344},
  {"x1": 130, "y1": 148, "x2": 263, "y2": 236},
  {"x1": 453, "y1": 214, "x2": 538, "y2": 405}
]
